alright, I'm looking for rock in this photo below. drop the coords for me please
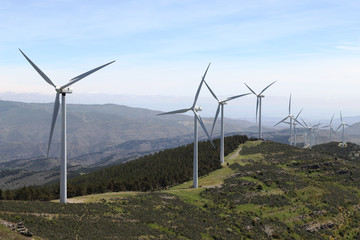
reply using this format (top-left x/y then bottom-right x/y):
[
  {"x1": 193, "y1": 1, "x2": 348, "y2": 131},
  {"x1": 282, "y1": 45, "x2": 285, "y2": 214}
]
[{"x1": 16, "y1": 222, "x2": 33, "y2": 237}]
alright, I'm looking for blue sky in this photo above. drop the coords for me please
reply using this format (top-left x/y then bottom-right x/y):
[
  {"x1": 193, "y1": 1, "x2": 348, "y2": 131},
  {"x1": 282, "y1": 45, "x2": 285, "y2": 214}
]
[{"x1": 1, "y1": 0, "x2": 360, "y2": 120}]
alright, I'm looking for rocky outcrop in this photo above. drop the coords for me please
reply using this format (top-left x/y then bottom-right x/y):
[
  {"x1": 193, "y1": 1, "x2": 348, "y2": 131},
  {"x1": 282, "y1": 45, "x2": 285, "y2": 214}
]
[{"x1": 0, "y1": 220, "x2": 33, "y2": 237}]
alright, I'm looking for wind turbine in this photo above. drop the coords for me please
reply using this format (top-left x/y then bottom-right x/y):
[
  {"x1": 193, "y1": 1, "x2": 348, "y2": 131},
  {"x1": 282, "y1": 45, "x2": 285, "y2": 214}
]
[
  {"x1": 301, "y1": 120, "x2": 320, "y2": 149},
  {"x1": 20, "y1": 49, "x2": 115, "y2": 203},
  {"x1": 336, "y1": 111, "x2": 351, "y2": 147},
  {"x1": 292, "y1": 109, "x2": 304, "y2": 146},
  {"x1": 245, "y1": 81, "x2": 276, "y2": 139},
  {"x1": 157, "y1": 63, "x2": 214, "y2": 188},
  {"x1": 313, "y1": 121, "x2": 322, "y2": 145},
  {"x1": 322, "y1": 114, "x2": 335, "y2": 142},
  {"x1": 274, "y1": 94, "x2": 297, "y2": 145},
  {"x1": 203, "y1": 80, "x2": 250, "y2": 164}
]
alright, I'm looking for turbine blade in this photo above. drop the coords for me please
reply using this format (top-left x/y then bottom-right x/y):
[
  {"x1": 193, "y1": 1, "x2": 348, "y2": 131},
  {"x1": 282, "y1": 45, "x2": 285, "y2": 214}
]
[
  {"x1": 192, "y1": 63, "x2": 211, "y2": 108},
  {"x1": 194, "y1": 110, "x2": 215, "y2": 148},
  {"x1": 192, "y1": 79, "x2": 204, "y2": 108},
  {"x1": 301, "y1": 118, "x2": 308, "y2": 127},
  {"x1": 288, "y1": 93, "x2": 292, "y2": 115},
  {"x1": 274, "y1": 116, "x2": 289, "y2": 127},
  {"x1": 47, "y1": 92, "x2": 60, "y2": 157},
  {"x1": 201, "y1": 63, "x2": 211, "y2": 82},
  {"x1": 204, "y1": 80, "x2": 219, "y2": 101},
  {"x1": 294, "y1": 118, "x2": 304, "y2": 127},
  {"x1": 330, "y1": 114, "x2": 334, "y2": 125},
  {"x1": 61, "y1": 60, "x2": 115, "y2": 89},
  {"x1": 336, "y1": 124, "x2": 342, "y2": 132},
  {"x1": 210, "y1": 104, "x2": 221, "y2": 137},
  {"x1": 259, "y1": 81, "x2": 276, "y2": 95},
  {"x1": 157, "y1": 108, "x2": 191, "y2": 115},
  {"x1": 345, "y1": 124, "x2": 351, "y2": 127},
  {"x1": 340, "y1": 110, "x2": 343, "y2": 122},
  {"x1": 224, "y1": 93, "x2": 251, "y2": 102},
  {"x1": 19, "y1": 49, "x2": 56, "y2": 88},
  {"x1": 244, "y1": 83, "x2": 257, "y2": 95},
  {"x1": 295, "y1": 108, "x2": 303, "y2": 120}
]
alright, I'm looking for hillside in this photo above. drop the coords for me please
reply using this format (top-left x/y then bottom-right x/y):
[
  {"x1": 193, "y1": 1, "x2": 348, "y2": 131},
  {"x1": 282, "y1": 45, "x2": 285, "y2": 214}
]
[
  {"x1": 1, "y1": 140, "x2": 360, "y2": 239},
  {"x1": 1, "y1": 135, "x2": 248, "y2": 199},
  {"x1": 0, "y1": 100, "x2": 255, "y2": 161}
]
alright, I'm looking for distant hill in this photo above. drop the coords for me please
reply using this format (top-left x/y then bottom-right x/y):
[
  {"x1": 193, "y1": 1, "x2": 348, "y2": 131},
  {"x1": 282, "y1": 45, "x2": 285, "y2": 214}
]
[
  {"x1": 0, "y1": 100, "x2": 256, "y2": 162},
  {"x1": 1, "y1": 140, "x2": 360, "y2": 239}
]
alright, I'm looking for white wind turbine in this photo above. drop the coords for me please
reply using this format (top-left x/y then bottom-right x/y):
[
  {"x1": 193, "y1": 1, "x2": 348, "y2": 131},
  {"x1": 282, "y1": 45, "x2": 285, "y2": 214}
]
[
  {"x1": 245, "y1": 81, "x2": 276, "y2": 139},
  {"x1": 301, "y1": 119, "x2": 320, "y2": 149},
  {"x1": 20, "y1": 49, "x2": 115, "y2": 203},
  {"x1": 203, "y1": 80, "x2": 250, "y2": 164},
  {"x1": 322, "y1": 114, "x2": 335, "y2": 142},
  {"x1": 157, "y1": 63, "x2": 214, "y2": 188},
  {"x1": 274, "y1": 94, "x2": 299, "y2": 145},
  {"x1": 336, "y1": 111, "x2": 351, "y2": 147}
]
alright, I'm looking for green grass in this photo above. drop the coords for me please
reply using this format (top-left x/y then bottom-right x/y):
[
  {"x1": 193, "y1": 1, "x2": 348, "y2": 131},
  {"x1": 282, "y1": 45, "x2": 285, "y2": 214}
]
[{"x1": 147, "y1": 223, "x2": 189, "y2": 240}]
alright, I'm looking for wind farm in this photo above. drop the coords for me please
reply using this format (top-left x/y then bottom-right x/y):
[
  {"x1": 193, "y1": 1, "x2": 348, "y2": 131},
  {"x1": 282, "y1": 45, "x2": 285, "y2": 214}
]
[{"x1": 2, "y1": 1, "x2": 360, "y2": 239}]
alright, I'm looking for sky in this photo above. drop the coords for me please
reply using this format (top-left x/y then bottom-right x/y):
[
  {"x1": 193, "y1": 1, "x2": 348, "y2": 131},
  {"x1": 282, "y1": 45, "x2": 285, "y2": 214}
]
[{"x1": 1, "y1": 0, "x2": 360, "y2": 122}]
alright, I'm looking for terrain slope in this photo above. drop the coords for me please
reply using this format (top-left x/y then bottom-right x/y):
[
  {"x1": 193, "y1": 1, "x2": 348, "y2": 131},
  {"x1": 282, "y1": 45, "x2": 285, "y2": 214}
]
[{"x1": 1, "y1": 140, "x2": 360, "y2": 239}]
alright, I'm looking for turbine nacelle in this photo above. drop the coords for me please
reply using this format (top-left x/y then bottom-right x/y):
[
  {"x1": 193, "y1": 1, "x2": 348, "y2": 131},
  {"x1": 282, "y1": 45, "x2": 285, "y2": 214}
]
[
  {"x1": 193, "y1": 106, "x2": 202, "y2": 112},
  {"x1": 56, "y1": 87, "x2": 73, "y2": 94}
]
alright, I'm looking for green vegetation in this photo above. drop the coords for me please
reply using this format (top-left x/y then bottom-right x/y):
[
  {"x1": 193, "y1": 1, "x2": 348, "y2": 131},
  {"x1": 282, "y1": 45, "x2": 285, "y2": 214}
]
[
  {"x1": 313, "y1": 141, "x2": 360, "y2": 162},
  {"x1": 1, "y1": 139, "x2": 360, "y2": 239},
  {"x1": 0, "y1": 135, "x2": 248, "y2": 201}
]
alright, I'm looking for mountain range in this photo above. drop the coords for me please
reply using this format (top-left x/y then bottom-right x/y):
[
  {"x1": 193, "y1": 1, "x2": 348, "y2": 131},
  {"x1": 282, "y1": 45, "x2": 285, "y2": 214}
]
[
  {"x1": 0, "y1": 100, "x2": 257, "y2": 161},
  {"x1": 2, "y1": 99, "x2": 360, "y2": 190}
]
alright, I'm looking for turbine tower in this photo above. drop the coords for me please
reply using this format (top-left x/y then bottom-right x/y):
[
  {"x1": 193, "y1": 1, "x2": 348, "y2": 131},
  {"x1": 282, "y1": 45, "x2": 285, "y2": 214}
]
[
  {"x1": 336, "y1": 111, "x2": 351, "y2": 147},
  {"x1": 204, "y1": 80, "x2": 250, "y2": 164},
  {"x1": 245, "y1": 81, "x2": 276, "y2": 139},
  {"x1": 157, "y1": 63, "x2": 214, "y2": 188},
  {"x1": 322, "y1": 114, "x2": 335, "y2": 142},
  {"x1": 20, "y1": 49, "x2": 115, "y2": 203}
]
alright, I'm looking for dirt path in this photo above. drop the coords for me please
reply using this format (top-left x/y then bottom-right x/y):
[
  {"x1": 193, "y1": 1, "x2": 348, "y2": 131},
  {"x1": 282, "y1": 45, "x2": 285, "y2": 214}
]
[{"x1": 227, "y1": 145, "x2": 242, "y2": 162}]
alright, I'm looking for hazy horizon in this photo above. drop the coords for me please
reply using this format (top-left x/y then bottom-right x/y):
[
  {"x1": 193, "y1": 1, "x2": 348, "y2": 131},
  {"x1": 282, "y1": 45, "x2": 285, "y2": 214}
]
[{"x1": 1, "y1": 91, "x2": 359, "y2": 127}]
